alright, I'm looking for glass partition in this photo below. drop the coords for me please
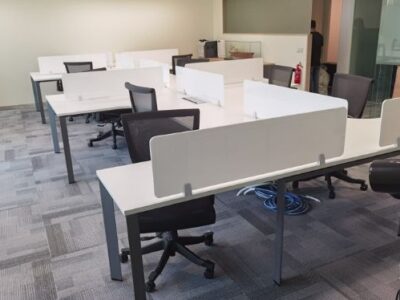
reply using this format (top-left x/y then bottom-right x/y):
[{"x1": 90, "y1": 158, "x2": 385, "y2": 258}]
[{"x1": 349, "y1": 0, "x2": 383, "y2": 117}]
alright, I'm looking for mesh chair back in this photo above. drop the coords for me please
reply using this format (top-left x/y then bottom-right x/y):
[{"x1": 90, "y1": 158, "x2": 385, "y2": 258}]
[
  {"x1": 64, "y1": 61, "x2": 93, "y2": 73},
  {"x1": 269, "y1": 65, "x2": 295, "y2": 87},
  {"x1": 263, "y1": 64, "x2": 274, "y2": 80},
  {"x1": 331, "y1": 73, "x2": 373, "y2": 118},
  {"x1": 121, "y1": 109, "x2": 200, "y2": 163},
  {"x1": 125, "y1": 83, "x2": 158, "y2": 113},
  {"x1": 91, "y1": 67, "x2": 107, "y2": 72},
  {"x1": 171, "y1": 54, "x2": 193, "y2": 74}
]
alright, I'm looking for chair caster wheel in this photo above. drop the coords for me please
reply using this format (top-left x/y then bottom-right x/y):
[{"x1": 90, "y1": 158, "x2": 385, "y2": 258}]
[
  {"x1": 360, "y1": 184, "x2": 368, "y2": 191},
  {"x1": 119, "y1": 250, "x2": 129, "y2": 263},
  {"x1": 88, "y1": 141, "x2": 93, "y2": 147},
  {"x1": 329, "y1": 191, "x2": 336, "y2": 199},
  {"x1": 112, "y1": 145, "x2": 117, "y2": 150},
  {"x1": 204, "y1": 262, "x2": 215, "y2": 279},
  {"x1": 85, "y1": 119, "x2": 90, "y2": 124},
  {"x1": 204, "y1": 232, "x2": 214, "y2": 246},
  {"x1": 145, "y1": 281, "x2": 156, "y2": 293}
]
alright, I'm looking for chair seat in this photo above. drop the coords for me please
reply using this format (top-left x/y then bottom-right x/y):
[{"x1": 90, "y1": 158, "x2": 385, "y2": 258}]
[
  {"x1": 138, "y1": 195, "x2": 215, "y2": 233},
  {"x1": 97, "y1": 109, "x2": 132, "y2": 122}
]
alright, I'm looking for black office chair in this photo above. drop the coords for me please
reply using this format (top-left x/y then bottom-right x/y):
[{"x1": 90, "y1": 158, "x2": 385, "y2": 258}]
[
  {"x1": 293, "y1": 73, "x2": 373, "y2": 198},
  {"x1": 170, "y1": 54, "x2": 193, "y2": 75},
  {"x1": 263, "y1": 64, "x2": 274, "y2": 80},
  {"x1": 125, "y1": 82, "x2": 158, "y2": 112},
  {"x1": 177, "y1": 58, "x2": 210, "y2": 68},
  {"x1": 268, "y1": 65, "x2": 295, "y2": 88},
  {"x1": 370, "y1": 159, "x2": 400, "y2": 236},
  {"x1": 64, "y1": 61, "x2": 93, "y2": 73},
  {"x1": 120, "y1": 109, "x2": 216, "y2": 293},
  {"x1": 64, "y1": 61, "x2": 94, "y2": 123},
  {"x1": 89, "y1": 82, "x2": 157, "y2": 150}
]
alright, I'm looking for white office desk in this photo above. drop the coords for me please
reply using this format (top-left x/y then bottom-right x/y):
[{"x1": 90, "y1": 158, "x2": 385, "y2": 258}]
[
  {"x1": 31, "y1": 70, "x2": 114, "y2": 124},
  {"x1": 96, "y1": 118, "x2": 400, "y2": 300},
  {"x1": 30, "y1": 72, "x2": 62, "y2": 81},
  {"x1": 98, "y1": 118, "x2": 387, "y2": 216},
  {"x1": 47, "y1": 85, "x2": 252, "y2": 184}
]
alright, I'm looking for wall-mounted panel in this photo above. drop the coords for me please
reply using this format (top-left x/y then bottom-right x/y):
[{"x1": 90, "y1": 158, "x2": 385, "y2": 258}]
[{"x1": 223, "y1": 0, "x2": 313, "y2": 34}]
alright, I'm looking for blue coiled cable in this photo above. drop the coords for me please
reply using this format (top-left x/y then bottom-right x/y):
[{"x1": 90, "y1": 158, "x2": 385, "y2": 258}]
[{"x1": 237, "y1": 184, "x2": 318, "y2": 216}]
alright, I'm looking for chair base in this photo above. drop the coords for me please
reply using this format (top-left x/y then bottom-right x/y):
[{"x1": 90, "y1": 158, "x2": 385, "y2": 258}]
[
  {"x1": 88, "y1": 123, "x2": 124, "y2": 150},
  {"x1": 69, "y1": 113, "x2": 92, "y2": 123},
  {"x1": 120, "y1": 231, "x2": 215, "y2": 293},
  {"x1": 293, "y1": 169, "x2": 368, "y2": 199}
]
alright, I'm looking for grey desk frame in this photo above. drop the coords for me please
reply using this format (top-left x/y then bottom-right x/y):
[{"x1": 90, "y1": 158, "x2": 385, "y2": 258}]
[
  {"x1": 48, "y1": 106, "x2": 86, "y2": 184},
  {"x1": 48, "y1": 104, "x2": 131, "y2": 184},
  {"x1": 99, "y1": 149, "x2": 400, "y2": 300},
  {"x1": 31, "y1": 76, "x2": 60, "y2": 124}
]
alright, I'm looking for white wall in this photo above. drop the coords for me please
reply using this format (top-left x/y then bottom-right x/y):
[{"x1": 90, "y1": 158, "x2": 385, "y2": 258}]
[
  {"x1": 0, "y1": 0, "x2": 214, "y2": 107},
  {"x1": 213, "y1": 0, "x2": 311, "y2": 90}
]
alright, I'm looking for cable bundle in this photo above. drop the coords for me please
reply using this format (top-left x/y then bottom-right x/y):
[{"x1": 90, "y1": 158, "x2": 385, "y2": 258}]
[{"x1": 237, "y1": 184, "x2": 319, "y2": 216}]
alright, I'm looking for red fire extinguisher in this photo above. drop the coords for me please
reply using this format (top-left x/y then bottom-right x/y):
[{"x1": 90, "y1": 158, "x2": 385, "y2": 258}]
[{"x1": 294, "y1": 63, "x2": 303, "y2": 85}]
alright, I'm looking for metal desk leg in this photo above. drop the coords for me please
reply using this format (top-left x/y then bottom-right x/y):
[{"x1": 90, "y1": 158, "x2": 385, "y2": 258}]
[
  {"x1": 100, "y1": 182, "x2": 123, "y2": 281},
  {"x1": 273, "y1": 180, "x2": 286, "y2": 285},
  {"x1": 48, "y1": 105, "x2": 60, "y2": 153},
  {"x1": 59, "y1": 116, "x2": 75, "y2": 184},
  {"x1": 31, "y1": 78, "x2": 40, "y2": 112},
  {"x1": 36, "y1": 81, "x2": 46, "y2": 124},
  {"x1": 126, "y1": 214, "x2": 147, "y2": 300}
]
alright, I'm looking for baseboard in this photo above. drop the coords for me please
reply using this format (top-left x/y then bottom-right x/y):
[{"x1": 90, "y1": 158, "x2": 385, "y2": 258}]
[{"x1": 0, "y1": 104, "x2": 36, "y2": 111}]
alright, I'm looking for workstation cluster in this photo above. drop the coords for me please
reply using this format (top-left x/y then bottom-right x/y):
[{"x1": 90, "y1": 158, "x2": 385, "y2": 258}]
[{"x1": 23, "y1": 47, "x2": 400, "y2": 299}]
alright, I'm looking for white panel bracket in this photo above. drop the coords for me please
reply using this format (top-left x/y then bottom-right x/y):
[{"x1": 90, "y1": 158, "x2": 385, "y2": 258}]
[
  {"x1": 184, "y1": 183, "x2": 193, "y2": 197},
  {"x1": 319, "y1": 154, "x2": 326, "y2": 166}
]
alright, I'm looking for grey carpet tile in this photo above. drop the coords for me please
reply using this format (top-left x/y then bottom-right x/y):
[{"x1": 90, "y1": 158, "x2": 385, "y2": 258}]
[{"x1": 1, "y1": 105, "x2": 400, "y2": 299}]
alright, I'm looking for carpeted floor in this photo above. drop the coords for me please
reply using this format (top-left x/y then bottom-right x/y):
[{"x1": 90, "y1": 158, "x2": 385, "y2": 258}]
[{"x1": 1, "y1": 106, "x2": 399, "y2": 300}]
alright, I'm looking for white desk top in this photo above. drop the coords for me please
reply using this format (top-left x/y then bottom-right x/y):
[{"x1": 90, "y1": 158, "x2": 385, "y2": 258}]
[
  {"x1": 30, "y1": 66, "x2": 114, "y2": 82},
  {"x1": 97, "y1": 118, "x2": 400, "y2": 216},
  {"x1": 30, "y1": 72, "x2": 62, "y2": 81},
  {"x1": 46, "y1": 85, "x2": 252, "y2": 126}
]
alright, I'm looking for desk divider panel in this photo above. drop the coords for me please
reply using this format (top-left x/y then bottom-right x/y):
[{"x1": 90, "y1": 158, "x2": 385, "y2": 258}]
[
  {"x1": 244, "y1": 80, "x2": 348, "y2": 119},
  {"x1": 138, "y1": 59, "x2": 171, "y2": 86},
  {"x1": 115, "y1": 49, "x2": 178, "y2": 68},
  {"x1": 62, "y1": 67, "x2": 164, "y2": 101},
  {"x1": 150, "y1": 107, "x2": 347, "y2": 198},
  {"x1": 186, "y1": 58, "x2": 264, "y2": 84},
  {"x1": 38, "y1": 53, "x2": 111, "y2": 74},
  {"x1": 380, "y1": 98, "x2": 400, "y2": 147},
  {"x1": 175, "y1": 67, "x2": 224, "y2": 106}
]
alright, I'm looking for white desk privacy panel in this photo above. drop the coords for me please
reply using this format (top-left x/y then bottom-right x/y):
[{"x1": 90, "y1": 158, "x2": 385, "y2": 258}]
[
  {"x1": 115, "y1": 49, "x2": 178, "y2": 68},
  {"x1": 62, "y1": 67, "x2": 164, "y2": 100},
  {"x1": 380, "y1": 98, "x2": 400, "y2": 147},
  {"x1": 244, "y1": 80, "x2": 348, "y2": 119},
  {"x1": 38, "y1": 53, "x2": 111, "y2": 74},
  {"x1": 150, "y1": 107, "x2": 347, "y2": 197},
  {"x1": 175, "y1": 67, "x2": 224, "y2": 106},
  {"x1": 186, "y1": 58, "x2": 264, "y2": 84}
]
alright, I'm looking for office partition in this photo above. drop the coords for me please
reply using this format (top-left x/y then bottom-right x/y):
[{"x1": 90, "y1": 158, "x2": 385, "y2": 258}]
[
  {"x1": 38, "y1": 53, "x2": 111, "y2": 74},
  {"x1": 186, "y1": 58, "x2": 264, "y2": 84},
  {"x1": 150, "y1": 105, "x2": 347, "y2": 197},
  {"x1": 175, "y1": 67, "x2": 224, "y2": 106},
  {"x1": 243, "y1": 80, "x2": 348, "y2": 119},
  {"x1": 62, "y1": 67, "x2": 164, "y2": 101}
]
